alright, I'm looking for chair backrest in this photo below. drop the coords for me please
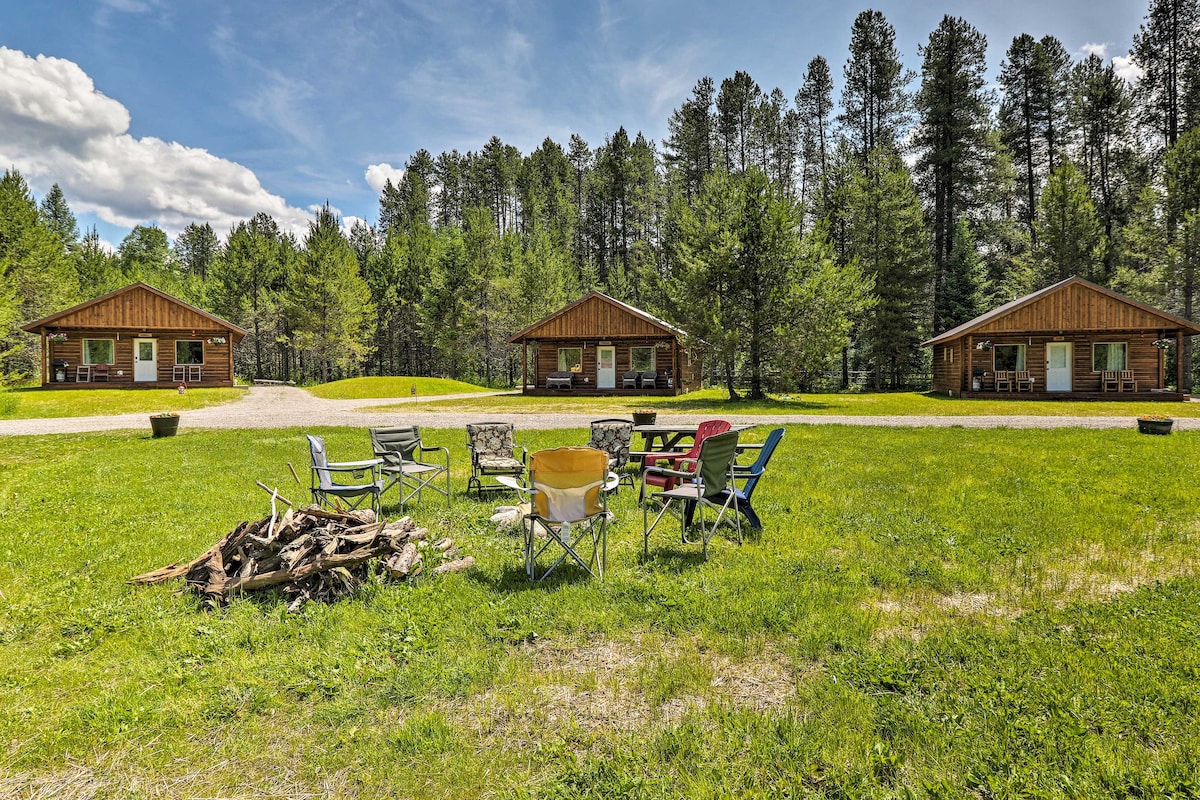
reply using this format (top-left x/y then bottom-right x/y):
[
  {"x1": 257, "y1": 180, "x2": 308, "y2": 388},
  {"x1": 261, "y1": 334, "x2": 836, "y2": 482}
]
[
  {"x1": 588, "y1": 419, "x2": 633, "y2": 463},
  {"x1": 641, "y1": 370, "x2": 657, "y2": 383},
  {"x1": 680, "y1": 419, "x2": 732, "y2": 461},
  {"x1": 370, "y1": 426, "x2": 421, "y2": 464},
  {"x1": 696, "y1": 430, "x2": 740, "y2": 500},
  {"x1": 623, "y1": 370, "x2": 638, "y2": 380},
  {"x1": 741, "y1": 428, "x2": 785, "y2": 499},
  {"x1": 307, "y1": 434, "x2": 335, "y2": 490},
  {"x1": 528, "y1": 447, "x2": 609, "y2": 522},
  {"x1": 467, "y1": 422, "x2": 515, "y2": 458}
]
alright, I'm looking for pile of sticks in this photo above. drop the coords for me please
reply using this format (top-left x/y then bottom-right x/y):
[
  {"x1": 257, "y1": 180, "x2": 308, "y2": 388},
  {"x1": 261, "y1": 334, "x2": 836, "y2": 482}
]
[{"x1": 130, "y1": 485, "x2": 473, "y2": 611}]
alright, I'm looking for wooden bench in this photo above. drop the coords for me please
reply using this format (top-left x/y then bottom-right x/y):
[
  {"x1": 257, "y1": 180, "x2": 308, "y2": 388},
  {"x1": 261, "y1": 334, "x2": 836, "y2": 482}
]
[{"x1": 546, "y1": 371, "x2": 575, "y2": 390}]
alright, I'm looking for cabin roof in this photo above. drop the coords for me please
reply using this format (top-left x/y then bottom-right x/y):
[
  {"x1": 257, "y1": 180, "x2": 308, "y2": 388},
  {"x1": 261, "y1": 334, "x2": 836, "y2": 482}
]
[
  {"x1": 507, "y1": 291, "x2": 686, "y2": 342},
  {"x1": 21, "y1": 282, "x2": 248, "y2": 342},
  {"x1": 924, "y1": 276, "x2": 1200, "y2": 345}
]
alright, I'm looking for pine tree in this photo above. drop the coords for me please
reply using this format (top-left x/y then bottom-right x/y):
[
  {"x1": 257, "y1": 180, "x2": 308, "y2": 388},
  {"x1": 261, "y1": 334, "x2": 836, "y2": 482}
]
[
  {"x1": 840, "y1": 10, "x2": 913, "y2": 163},
  {"x1": 173, "y1": 222, "x2": 219, "y2": 280},
  {"x1": 1132, "y1": 0, "x2": 1200, "y2": 150},
  {"x1": 211, "y1": 213, "x2": 287, "y2": 379},
  {"x1": 914, "y1": 14, "x2": 992, "y2": 333},
  {"x1": 664, "y1": 77, "x2": 716, "y2": 205},
  {"x1": 1032, "y1": 162, "x2": 1105, "y2": 285},
  {"x1": 998, "y1": 34, "x2": 1046, "y2": 242},
  {"x1": 795, "y1": 56, "x2": 835, "y2": 216},
  {"x1": 38, "y1": 183, "x2": 78, "y2": 255}
]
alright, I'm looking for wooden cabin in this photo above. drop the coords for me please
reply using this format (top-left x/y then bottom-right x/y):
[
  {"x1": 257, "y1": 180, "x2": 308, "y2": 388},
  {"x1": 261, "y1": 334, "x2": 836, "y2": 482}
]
[
  {"x1": 925, "y1": 276, "x2": 1200, "y2": 400},
  {"x1": 21, "y1": 283, "x2": 247, "y2": 389},
  {"x1": 508, "y1": 292, "x2": 701, "y2": 395}
]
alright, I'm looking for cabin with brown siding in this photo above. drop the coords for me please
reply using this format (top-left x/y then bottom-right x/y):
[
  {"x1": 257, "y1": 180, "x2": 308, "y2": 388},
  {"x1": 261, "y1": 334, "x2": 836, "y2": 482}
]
[
  {"x1": 21, "y1": 283, "x2": 247, "y2": 389},
  {"x1": 925, "y1": 277, "x2": 1200, "y2": 399},
  {"x1": 508, "y1": 292, "x2": 701, "y2": 395}
]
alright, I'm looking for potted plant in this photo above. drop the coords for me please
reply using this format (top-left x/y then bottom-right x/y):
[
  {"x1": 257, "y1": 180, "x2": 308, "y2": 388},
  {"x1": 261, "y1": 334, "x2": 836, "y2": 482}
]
[
  {"x1": 632, "y1": 408, "x2": 657, "y2": 426},
  {"x1": 1136, "y1": 413, "x2": 1173, "y2": 435},
  {"x1": 150, "y1": 411, "x2": 180, "y2": 437}
]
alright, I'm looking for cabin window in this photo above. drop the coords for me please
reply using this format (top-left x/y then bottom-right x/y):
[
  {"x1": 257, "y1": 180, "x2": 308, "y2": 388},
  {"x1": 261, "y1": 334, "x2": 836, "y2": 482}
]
[
  {"x1": 1092, "y1": 342, "x2": 1127, "y2": 371},
  {"x1": 558, "y1": 347, "x2": 582, "y2": 372},
  {"x1": 176, "y1": 340, "x2": 205, "y2": 365},
  {"x1": 631, "y1": 346, "x2": 655, "y2": 372},
  {"x1": 993, "y1": 344, "x2": 1025, "y2": 371},
  {"x1": 82, "y1": 339, "x2": 114, "y2": 365},
  {"x1": 943, "y1": 346, "x2": 953, "y2": 363}
]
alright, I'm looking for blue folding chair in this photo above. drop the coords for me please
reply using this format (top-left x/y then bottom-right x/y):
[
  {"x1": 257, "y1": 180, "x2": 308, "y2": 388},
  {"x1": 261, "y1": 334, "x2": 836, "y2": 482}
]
[{"x1": 716, "y1": 427, "x2": 785, "y2": 530}]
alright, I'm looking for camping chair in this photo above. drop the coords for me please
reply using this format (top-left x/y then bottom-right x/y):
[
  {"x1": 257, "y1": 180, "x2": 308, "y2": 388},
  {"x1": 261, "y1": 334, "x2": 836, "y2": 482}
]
[
  {"x1": 369, "y1": 426, "x2": 451, "y2": 509},
  {"x1": 622, "y1": 370, "x2": 639, "y2": 389},
  {"x1": 713, "y1": 427, "x2": 785, "y2": 531},
  {"x1": 1119, "y1": 370, "x2": 1138, "y2": 392},
  {"x1": 466, "y1": 422, "x2": 527, "y2": 498},
  {"x1": 642, "y1": 429, "x2": 741, "y2": 559},
  {"x1": 640, "y1": 370, "x2": 658, "y2": 389},
  {"x1": 306, "y1": 434, "x2": 383, "y2": 514},
  {"x1": 640, "y1": 419, "x2": 732, "y2": 501},
  {"x1": 497, "y1": 447, "x2": 618, "y2": 581},
  {"x1": 587, "y1": 418, "x2": 635, "y2": 489}
]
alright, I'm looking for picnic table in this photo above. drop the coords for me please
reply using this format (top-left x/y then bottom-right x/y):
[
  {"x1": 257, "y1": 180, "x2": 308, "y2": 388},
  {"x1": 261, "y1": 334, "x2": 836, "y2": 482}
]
[{"x1": 631, "y1": 423, "x2": 758, "y2": 460}]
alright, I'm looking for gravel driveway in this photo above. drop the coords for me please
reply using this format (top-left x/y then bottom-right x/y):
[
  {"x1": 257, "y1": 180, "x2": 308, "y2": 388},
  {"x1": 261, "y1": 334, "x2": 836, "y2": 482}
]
[{"x1": 1, "y1": 385, "x2": 1195, "y2": 436}]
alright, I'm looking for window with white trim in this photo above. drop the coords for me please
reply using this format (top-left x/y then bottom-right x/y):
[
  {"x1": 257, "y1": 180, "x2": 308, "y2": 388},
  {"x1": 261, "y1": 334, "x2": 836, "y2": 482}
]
[
  {"x1": 82, "y1": 339, "x2": 114, "y2": 364},
  {"x1": 176, "y1": 340, "x2": 204, "y2": 365},
  {"x1": 993, "y1": 344, "x2": 1026, "y2": 371},
  {"x1": 558, "y1": 347, "x2": 582, "y2": 372},
  {"x1": 1092, "y1": 342, "x2": 1127, "y2": 371},
  {"x1": 631, "y1": 346, "x2": 655, "y2": 371}
]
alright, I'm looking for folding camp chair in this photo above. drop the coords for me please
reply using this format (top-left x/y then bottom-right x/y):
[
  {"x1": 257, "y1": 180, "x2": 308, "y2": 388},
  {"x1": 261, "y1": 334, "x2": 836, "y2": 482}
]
[
  {"x1": 369, "y1": 426, "x2": 451, "y2": 509},
  {"x1": 714, "y1": 427, "x2": 785, "y2": 531},
  {"x1": 498, "y1": 447, "x2": 618, "y2": 581},
  {"x1": 466, "y1": 422, "x2": 527, "y2": 497},
  {"x1": 642, "y1": 429, "x2": 741, "y2": 559},
  {"x1": 306, "y1": 434, "x2": 383, "y2": 514},
  {"x1": 587, "y1": 418, "x2": 635, "y2": 489},
  {"x1": 640, "y1": 419, "x2": 731, "y2": 501}
]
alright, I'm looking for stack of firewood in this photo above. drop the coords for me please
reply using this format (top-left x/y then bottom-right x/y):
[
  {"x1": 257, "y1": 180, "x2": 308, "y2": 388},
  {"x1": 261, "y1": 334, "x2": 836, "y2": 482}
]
[{"x1": 131, "y1": 495, "x2": 473, "y2": 611}]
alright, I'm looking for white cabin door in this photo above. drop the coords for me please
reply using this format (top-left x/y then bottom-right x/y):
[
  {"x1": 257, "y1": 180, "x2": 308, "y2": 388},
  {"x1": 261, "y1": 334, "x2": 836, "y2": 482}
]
[
  {"x1": 1045, "y1": 342, "x2": 1072, "y2": 391},
  {"x1": 597, "y1": 346, "x2": 616, "y2": 389},
  {"x1": 133, "y1": 338, "x2": 158, "y2": 382}
]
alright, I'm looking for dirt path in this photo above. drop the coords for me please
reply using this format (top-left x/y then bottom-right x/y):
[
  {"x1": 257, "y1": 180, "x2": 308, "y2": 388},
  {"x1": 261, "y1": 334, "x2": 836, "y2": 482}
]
[{"x1": 0, "y1": 385, "x2": 1195, "y2": 436}]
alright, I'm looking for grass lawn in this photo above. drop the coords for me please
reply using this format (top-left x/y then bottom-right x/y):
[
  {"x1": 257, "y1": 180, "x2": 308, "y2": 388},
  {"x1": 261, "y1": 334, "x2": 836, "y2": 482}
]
[
  {"x1": 2, "y1": 424, "x2": 1198, "y2": 797},
  {"x1": 306, "y1": 376, "x2": 496, "y2": 400},
  {"x1": 0, "y1": 386, "x2": 243, "y2": 420},
  {"x1": 380, "y1": 387, "x2": 1200, "y2": 418}
]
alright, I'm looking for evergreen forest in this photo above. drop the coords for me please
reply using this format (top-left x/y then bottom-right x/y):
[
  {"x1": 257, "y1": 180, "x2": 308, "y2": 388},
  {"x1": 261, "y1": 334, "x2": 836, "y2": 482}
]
[{"x1": 4, "y1": 1, "x2": 1200, "y2": 397}]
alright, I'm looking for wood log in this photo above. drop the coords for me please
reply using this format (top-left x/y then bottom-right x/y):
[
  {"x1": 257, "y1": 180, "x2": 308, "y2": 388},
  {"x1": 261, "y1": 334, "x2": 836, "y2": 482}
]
[
  {"x1": 383, "y1": 542, "x2": 420, "y2": 578},
  {"x1": 434, "y1": 556, "x2": 475, "y2": 575}
]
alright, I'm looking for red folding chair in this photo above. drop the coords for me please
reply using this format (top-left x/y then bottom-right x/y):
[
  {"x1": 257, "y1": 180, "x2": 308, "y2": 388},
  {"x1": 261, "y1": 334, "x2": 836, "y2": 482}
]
[{"x1": 639, "y1": 419, "x2": 731, "y2": 501}]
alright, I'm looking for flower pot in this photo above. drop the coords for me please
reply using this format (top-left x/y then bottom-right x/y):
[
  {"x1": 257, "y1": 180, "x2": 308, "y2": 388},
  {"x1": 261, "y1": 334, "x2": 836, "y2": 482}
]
[
  {"x1": 632, "y1": 412, "x2": 657, "y2": 426},
  {"x1": 1137, "y1": 418, "x2": 1173, "y2": 435},
  {"x1": 150, "y1": 415, "x2": 180, "y2": 437}
]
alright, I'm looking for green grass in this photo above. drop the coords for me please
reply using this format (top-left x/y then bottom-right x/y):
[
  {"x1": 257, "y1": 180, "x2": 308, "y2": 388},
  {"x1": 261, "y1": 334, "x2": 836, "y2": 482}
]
[
  {"x1": 0, "y1": 386, "x2": 243, "y2": 420},
  {"x1": 2, "y1": 424, "x2": 1199, "y2": 797},
  {"x1": 380, "y1": 387, "x2": 1200, "y2": 418},
  {"x1": 305, "y1": 376, "x2": 496, "y2": 400}
]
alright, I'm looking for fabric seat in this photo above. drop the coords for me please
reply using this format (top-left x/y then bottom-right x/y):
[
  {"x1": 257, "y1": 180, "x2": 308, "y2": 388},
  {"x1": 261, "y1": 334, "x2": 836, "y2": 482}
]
[
  {"x1": 642, "y1": 430, "x2": 741, "y2": 559},
  {"x1": 466, "y1": 422, "x2": 527, "y2": 497},
  {"x1": 587, "y1": 418, "x2": 635, "y2": 489},
  {"x1": 713, "y1": 428, "x2": 785, "y2": 531},
  {"x1": 306, "y1": 434, "x2": 382, "y2": 513},
  {"x1": 640, "y1": 419, "x2": 731, "y2": 500},
  {"x1": 369, "y1": 426, "x2": 451, "y2": 509},
  {"x1": 498, "y1": 447, "x2": 617, "y2": 581}
]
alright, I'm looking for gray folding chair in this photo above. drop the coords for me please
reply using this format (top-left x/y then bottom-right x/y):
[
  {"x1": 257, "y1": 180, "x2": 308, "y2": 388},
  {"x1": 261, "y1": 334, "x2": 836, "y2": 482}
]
[
  {"x1": 306, "y1": 434, "x2": 383, "y2": 514},
  {"x1": 369, "y1": 426, "x2": 451, "y2": 509},
  {"x1": 642, "y1": 429, "x2": 741, "y2": 559}
]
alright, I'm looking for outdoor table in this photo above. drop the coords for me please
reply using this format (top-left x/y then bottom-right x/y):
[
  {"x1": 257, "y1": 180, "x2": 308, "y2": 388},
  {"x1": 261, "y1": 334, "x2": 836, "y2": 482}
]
[{"x1": 630, "y1": 423, "x2": 758, "y2": 463}]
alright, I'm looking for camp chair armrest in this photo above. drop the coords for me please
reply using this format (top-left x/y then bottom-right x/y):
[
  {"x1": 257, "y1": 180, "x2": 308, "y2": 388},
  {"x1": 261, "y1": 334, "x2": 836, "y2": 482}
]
[
  {"x1": 495, "y1": 475, "x2": 529, "y2": 493},
  {"x1": 643, "y1": 465, "x2": 696, "y2": 480},
  {"x1": 603, "y1": 472, "x2": 620, "y2": 492},
  {"x1": 325, "y1": 458, "x2": 383, "y2": 470}
]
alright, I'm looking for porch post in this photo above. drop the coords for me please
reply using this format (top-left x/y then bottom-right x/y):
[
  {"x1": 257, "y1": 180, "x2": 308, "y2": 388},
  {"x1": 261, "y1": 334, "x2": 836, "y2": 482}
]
[
  {"x1": 522, "y1": 339, "x2": 528, "y2": 394},
  {"x1": 41, "y1": 331, "x2": 48, "y2": 386},
  {"x1": 1178, "y1": 331, "x2": 1185, "y2": 393},
  {"x1": 966, "y1": 336, "x2": 973, "y2": 395}
]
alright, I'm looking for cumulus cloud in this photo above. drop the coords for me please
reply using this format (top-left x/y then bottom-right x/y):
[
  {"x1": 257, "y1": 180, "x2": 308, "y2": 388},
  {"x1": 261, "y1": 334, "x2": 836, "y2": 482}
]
[
  {"x1": 365, "y1": 163, "x2": 405, "y2": 193},
  {"x1": 1079, "y1": 42, "x2": 1108, "y2": 58},
  {"x1": 1113, "y1": 54, "x2": 1144, "y2": 85},
  {"x1": 0, "y1": 46, "x2": 312, "y2": 239}
]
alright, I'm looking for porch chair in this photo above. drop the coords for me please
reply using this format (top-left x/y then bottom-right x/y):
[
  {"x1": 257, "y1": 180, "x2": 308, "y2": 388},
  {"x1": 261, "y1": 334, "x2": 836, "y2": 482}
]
[
  {"x1": 642, "y1": 429, "x2": 741, "y2": 559},
  {"x1": 75, "y1": 365, "x2": 92, "y2": 382},
  {"x1": 994, "y1": 370, "x2": 1013, "y2": 392},
  {"x1": 639, "y1": 419, "x2": 732, "y2": 501},
  {"x1": 714, "y1": 427, "x2": 785, "y2": 531},
  {"x1": 622, "y1": 370, "x2": 639, "y2": 389},
  {"x1": 1014, "y1": 370, "x2": 1033, "y2": 392},
  {"x1": 1119, "y1": 370, "x2": 1138, "y2": 392},
  {"x1": 466, "y1": 422, "x2": 527, "y2": 498},
  {"x1": 498, "y1": 447, "x2": 618, "y2": 581},
  {"x1": 92, "y1": 364, "x2": 110, "y2": 382},
  {"x1": 369, "y1": 426, "x2": 451, "y2": 508},
  {"x1": 639, "y1": 370, "x2": 658, "y2": 389},
  {"x1": 1101, "y1": 370, "x2": 1120, "y2": 392},
  {"x1": 587, "y1": 418, "x2": 635, "y2": 489},
  {"x1": 306, "y1": 434, "x2": 383, "y2": 514}
]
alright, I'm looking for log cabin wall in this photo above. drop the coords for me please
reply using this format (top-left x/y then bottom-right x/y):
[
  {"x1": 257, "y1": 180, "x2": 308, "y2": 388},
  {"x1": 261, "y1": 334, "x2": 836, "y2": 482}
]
[
  {"x1": 45, "y1": 329, "x2": 235, "y2": 386},
  {"x1": 533, "y1": 337, "x2": 679, "y2": 391}
]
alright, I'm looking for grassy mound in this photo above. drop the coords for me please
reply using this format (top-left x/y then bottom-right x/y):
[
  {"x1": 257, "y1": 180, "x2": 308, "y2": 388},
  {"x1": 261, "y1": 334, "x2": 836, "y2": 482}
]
[
  {"x1": 305, "y1": 376, "x2": 494, "y2": 400},
  {"x1": 0, "y1": 386, "x2": 242, "y2": 420}
]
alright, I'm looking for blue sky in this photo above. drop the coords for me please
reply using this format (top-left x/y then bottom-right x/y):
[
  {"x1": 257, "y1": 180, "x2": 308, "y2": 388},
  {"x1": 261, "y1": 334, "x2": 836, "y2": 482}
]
[{"x1": 0, "y1": 0, "x2": 1149, "y2": 249}]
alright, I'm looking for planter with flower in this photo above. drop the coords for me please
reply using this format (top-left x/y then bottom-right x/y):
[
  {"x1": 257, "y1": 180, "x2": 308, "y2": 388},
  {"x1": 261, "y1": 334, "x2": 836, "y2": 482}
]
[
  {"x1": 1136, "y1": 413, "x2": 1173, "y2": 435},
  {"x1": 150, "y1": 411, "x2": 180, "y2": 437},
  {"x1": 47, "y1": 332, "x2": 68, "y2": 343},
  {"x1": 1151, "y1": 338, "x2": 1173, "y2": 350},
  {"x1": 974, "y1": 340, "x2": 993, "y2": 351},
  {"x1": 632, "y1": 409, "x2": 657, "y2": 426},
  {"x1": 207, "y1": 336, "x2": 227, "y2": 346}
]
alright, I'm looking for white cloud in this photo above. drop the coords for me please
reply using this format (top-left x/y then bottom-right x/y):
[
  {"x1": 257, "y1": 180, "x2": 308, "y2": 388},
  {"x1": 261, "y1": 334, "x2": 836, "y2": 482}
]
[
  {"x1": 1113, "y1": 54, "x2": 1144, "y2": 85},
  {"x1": 0, "y1": 46, "x2": 312, "y2": 239},
  {"x1": 1079, "y1": 42, "x2": 1108, "y2": 58},
  {"x1": 365, "y1": 163, "x2": 405, "y2": 193}
]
